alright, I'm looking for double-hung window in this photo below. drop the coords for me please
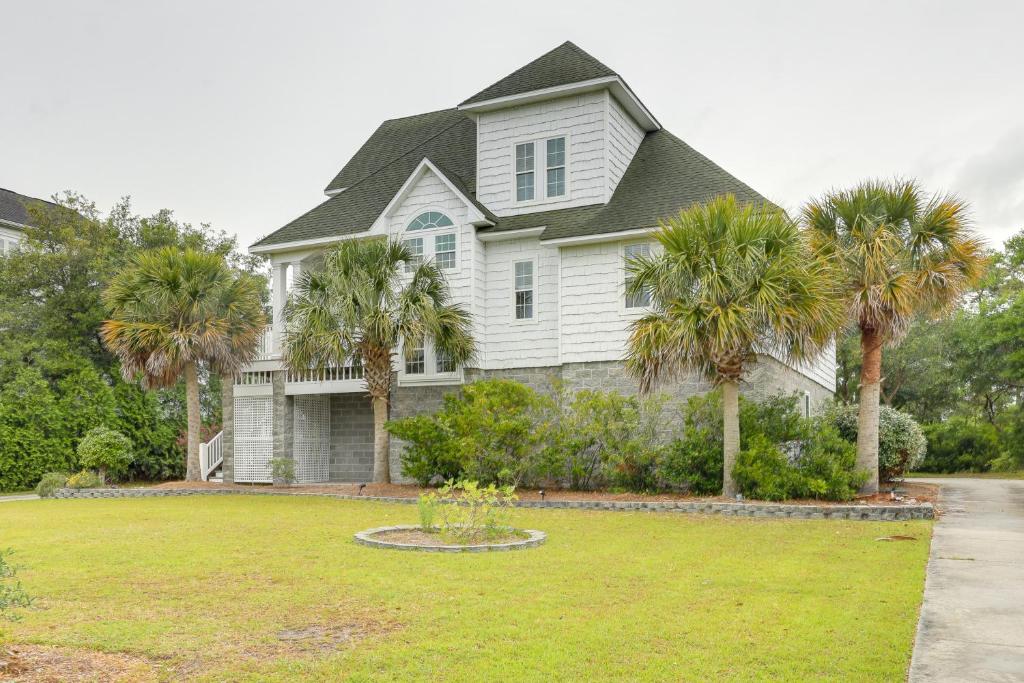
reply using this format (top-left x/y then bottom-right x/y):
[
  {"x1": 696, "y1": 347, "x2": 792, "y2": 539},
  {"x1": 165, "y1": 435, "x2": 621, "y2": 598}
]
[
  {"x1": 434, "y1": 234, "x2": 456, "y2": 270},
  {"x1": 515, "y1": 143, "x2": 535, "y2": 201},
  {"x1": 435, "y1": 348, "x2": 456, "y2": 374},
  {"x1": 405, "y1": 340, "x2": 425, "y2": 375},
  {"x1": 546, "y1": 137, "x2": 566, "y2": 197},
  {"x1": 403, "y1": 237, "x2": 423, "y2": 273},
  {"x1": 514, "y1": 260, "x2": 534, "y2": 320},
  {"x1": 624, "y1": 243, "x2": 652, "y2": 309}
]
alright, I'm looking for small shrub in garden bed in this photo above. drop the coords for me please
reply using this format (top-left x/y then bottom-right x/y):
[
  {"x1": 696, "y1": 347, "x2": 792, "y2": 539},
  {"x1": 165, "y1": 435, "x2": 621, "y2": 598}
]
[
  {"x1": 417, "y1": 480, "x2": 518, "y2": 544},
  {"x1": 34, "y1": 472, "x2": 69, "y2": 498},
  {"x1": 66, "y1": 470, "x2": 103, "y2": 489},
  {"x1": 0, "y1": 549, "x2": 33, "y2": 623},
  {"x1": 77, "y1": 426, "x2": 133, "y2": 484}
]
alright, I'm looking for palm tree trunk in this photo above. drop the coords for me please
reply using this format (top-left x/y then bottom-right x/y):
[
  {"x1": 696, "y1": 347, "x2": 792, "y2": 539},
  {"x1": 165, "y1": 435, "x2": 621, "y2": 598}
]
[
  {"x1": 363, "y1": 346, "x2": 392, "y2": 484},
  {"x1": 722, "y1": 380, "x2": 740, "y2": 498},
  {"x1": 857, "y1": 328, "x2": 882, "y2": 494},
  {"x1": 372, "y1": 396, "x2": 390, "y2": 484},
  {"x1": 184, "y1": 361, "x2": 202, "y2": 482}
]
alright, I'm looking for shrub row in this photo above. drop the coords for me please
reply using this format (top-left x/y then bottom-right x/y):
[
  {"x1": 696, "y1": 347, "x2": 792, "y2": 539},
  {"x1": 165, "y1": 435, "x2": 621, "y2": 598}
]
[{"x1": 387, "y1": 380, "x2": 927, "y2": 500}]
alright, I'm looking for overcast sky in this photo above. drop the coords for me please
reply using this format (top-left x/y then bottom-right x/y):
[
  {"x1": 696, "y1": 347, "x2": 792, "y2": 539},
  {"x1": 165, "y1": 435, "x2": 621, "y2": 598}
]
[{"x1": 2, "y1": 0, "x2": 1022, "y2": 250}]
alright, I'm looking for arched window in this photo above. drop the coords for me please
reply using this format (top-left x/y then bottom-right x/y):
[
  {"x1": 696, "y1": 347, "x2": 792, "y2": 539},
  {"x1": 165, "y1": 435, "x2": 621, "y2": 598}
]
[{"x1": 407, "y1": 211, "x2": 454, "y2": 231}]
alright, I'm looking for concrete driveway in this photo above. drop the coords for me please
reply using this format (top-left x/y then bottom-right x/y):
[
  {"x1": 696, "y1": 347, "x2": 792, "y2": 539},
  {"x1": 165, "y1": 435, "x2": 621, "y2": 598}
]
[{"x1": 909, "y1": 477, "x2": 1024, "y2": 682}]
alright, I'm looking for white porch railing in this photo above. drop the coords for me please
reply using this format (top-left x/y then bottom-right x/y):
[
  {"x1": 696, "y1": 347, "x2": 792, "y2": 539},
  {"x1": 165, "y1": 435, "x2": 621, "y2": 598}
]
[
  {"x1": 285, "y1": 360, "x2": 364, "y2": 384},
  {"x1": 255, "y1": 325, "x2": 275, "y2": 360},
  {"x1": 200, "y1": 430, "x2": 224, "y2": 481}
]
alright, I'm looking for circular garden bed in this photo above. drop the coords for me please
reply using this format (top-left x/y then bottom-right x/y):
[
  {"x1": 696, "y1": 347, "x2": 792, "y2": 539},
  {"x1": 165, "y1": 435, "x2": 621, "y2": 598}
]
[{"x1": 354, "y1": 525, "x2": 546, "y2": 553}]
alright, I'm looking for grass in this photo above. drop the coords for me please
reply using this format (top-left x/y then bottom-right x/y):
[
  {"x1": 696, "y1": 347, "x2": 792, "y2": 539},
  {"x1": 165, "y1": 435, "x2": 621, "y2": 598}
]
[
  {"x1": 1, "y1": 496, "x2": 931, "y2": 682},
  {"x1": 908, "y1": 471, "x2": 1024, "y2": 480}
]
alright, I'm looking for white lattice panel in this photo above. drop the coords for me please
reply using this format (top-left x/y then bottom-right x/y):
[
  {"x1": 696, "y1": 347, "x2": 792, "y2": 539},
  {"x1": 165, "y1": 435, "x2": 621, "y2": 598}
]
[
  {"x1": 293, "y1": 395, "x2": 330, "y2": 483},
  {"x1": 233, "y1": 396, "x2": 273, "y2": 483}
]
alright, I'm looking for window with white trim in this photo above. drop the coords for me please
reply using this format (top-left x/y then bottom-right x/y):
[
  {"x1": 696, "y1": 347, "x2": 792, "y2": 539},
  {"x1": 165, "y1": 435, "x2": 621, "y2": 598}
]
[
  {"x1": 546, "y1": 137, "x2": 566, "y2": 197},
  {"x1": 624, "y1": 243, "x2": 652, "y2": 309},
  {"x1": 405, "y1": 340, "x2": 425, "y2": 375},
  {"x1": 515, "y1": 143, "x2": 535, "y2": 201},
  {"x1": 403, "y1": 237, "x2": 423, "y2": 273},
  {"x1": 434, "y1": 234, "x2": 456, "y2": 270},
  {"x1": 407, "y1": 211, "x2": 453, "y2": 231},
  {"x1": 514, "y1": 260, "x2": 534, "y2": 320},
  {"x1": 436, "y1": 348, "x2": 456, "y2": 374}
]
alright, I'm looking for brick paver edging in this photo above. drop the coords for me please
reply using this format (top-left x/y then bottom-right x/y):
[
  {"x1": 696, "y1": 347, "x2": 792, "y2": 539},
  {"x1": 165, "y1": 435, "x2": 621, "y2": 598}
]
[
  {"x1": 354, "y1": 525, "x2": 546, "y2": 552},
  {"x1": 51, "y1": 487, "x2": 934, "y2": 521}
]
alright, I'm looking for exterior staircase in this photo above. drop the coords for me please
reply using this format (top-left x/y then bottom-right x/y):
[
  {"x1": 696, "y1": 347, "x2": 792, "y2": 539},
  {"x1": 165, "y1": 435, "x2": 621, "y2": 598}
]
[{"x1": 199, "y1": 431, "x2": 224, "y2": 482}]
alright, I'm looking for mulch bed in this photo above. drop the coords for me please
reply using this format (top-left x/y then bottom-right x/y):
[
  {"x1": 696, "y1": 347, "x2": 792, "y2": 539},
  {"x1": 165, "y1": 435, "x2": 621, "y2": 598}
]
[
  {"x1": 371, "y1": 528, "x2": 527, "y2": 546},
  {"x1": 153, "y1": 480, "x2": 938, "y2": 507}
]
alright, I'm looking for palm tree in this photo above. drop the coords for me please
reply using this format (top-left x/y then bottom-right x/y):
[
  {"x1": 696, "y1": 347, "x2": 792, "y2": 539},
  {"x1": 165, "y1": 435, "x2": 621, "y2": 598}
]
[
  {"x1": 802, "y1": 179, "x2": 985, "y2": 492},
  {"x1": 283, "y1": 238, "x2": 475, "y2": 484},
  {"x1": 101, "y1": 247, "x2": 266, "y2": 481},
  {"x1": 625, "y1": 194, "x2": 841, "y2": 497}
]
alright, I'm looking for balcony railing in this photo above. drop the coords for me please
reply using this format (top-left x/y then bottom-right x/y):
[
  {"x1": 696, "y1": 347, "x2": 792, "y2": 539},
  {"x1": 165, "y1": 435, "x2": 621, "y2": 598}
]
[
  {"x1": 256, "y1": 325, "x2": 275, "y2": 360},
  {"x1": 286, "y1": 360, "x2": 363, "y2": 384}
]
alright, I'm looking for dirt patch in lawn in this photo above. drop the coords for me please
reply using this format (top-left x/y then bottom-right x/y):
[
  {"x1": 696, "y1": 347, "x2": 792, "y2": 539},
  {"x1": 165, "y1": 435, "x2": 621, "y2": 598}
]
[
  {"x1": 372, "y1": 528, "x2": 528, "y2": 546},
  {"x1": 152, "y1": 480, "x2": 938, "y2": 506},
  {"x1": 0, "y1": 644, "x2": 159, "y2": 682}
]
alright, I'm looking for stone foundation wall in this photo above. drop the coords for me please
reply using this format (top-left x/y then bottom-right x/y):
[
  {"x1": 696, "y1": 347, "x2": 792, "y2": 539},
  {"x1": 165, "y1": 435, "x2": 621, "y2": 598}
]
[{"x1": 330, "y1": 393, "x2": 374, "y2": 483}]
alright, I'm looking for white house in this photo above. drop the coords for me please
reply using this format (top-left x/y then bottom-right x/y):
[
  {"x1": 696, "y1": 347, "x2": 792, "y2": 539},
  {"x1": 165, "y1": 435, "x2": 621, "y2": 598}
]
[{"x1": 214, "y1": 42, "x2": 836, "y2": 485}]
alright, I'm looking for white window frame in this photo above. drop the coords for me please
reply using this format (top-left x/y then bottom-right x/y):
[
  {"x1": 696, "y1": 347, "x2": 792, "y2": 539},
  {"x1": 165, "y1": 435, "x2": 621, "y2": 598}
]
[
  {"x1": 510, "y1": 134, "x2": 570, "y2": 206},
  {"x1": 434, "y1": 233, "x2": 457, "y2": 271},
  {"x1": 398, "y1": 338, "x2": 464, "y2": 385},
  {"x1": 399, "y1": 208, "x2": 459, "y2": 274},
  {"x1": 545, "y1": 136, "x2": 566, "y2": 198},
  {"x1": 621, "y1": 241, "x2": 654, "y2": 314},
  {"x1": 511, "y1": 257, "x2": 538, "y2": 324},
  {"x1": 403, "y1": 236, "x2": 424, "y2": 273},
  {"x1": 514, "y1": 142, "x2": 536, "y2": 203}
]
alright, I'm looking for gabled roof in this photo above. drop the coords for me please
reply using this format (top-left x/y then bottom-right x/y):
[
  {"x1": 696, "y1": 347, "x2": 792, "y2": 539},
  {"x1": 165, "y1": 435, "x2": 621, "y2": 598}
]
[
  {"x1": 460, "y1": 41, "x2": 617, "y2": 106},
  {"x1": 0, "y1": 188, "x2": 58, "y2": 227},
  {"x1": 253, "y1": 110, "x2": 495, "y2": 249}
]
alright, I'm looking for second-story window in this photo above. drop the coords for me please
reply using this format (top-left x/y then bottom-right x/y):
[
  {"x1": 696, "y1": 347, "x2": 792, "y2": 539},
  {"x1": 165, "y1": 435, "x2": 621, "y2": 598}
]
[
  {"x1": 546, "y1": 137, "x2": 566, "y2": 197},
  {"x1": 403, "y1": 237, "x2": 423, "y2": 273},
  {"x1": 514, "y1": 260, "x2": 534, "y2": 320},
  {"x1": 515, "y1": 142, "x2": 535, "y2": 201},
  {"x1": 434, "y1": 234, "x2": 456, "y2": 270}
]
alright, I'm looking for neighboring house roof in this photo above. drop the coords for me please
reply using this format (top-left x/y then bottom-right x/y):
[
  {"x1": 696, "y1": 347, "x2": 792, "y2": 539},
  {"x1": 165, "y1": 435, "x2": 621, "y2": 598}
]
[
  {"x1": 459, "y1": 41, "x2": 617, "y2": 106},
  {"x1": 0, "y1": 187, "x2": 58, "y2": 227},
  {"x1": 253, "y1": 44, "x2": 769, "y2": 249}
]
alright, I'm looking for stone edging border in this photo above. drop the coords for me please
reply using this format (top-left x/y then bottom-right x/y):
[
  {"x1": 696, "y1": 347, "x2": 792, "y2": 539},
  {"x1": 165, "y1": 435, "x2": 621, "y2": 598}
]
[
  {"x1": 354, "y1": 525, "x2": 546, "y2": 553},
  {"x1": 50, "y1": 487, "x2": 934, "y2": 521}
]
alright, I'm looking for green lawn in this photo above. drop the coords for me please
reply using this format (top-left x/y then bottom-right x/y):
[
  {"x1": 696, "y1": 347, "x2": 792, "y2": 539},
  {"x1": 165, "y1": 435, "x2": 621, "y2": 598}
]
[
  {"x1": 1, "y1": 496, "x2": 931, "y2": 681},
  {"x1": 908, "y1": 471, "x2": 1024, "y2": 480}
]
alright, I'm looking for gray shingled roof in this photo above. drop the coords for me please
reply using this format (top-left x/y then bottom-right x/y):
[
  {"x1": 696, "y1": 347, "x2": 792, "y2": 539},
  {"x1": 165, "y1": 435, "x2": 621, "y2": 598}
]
[
  {"x1": 253, "y1": 43, "x2": 770, "y2": 249},
  {"x1": 460, "y1": 41, "x2": 617, "y2": 106},
  {"x1": 255, "y1": 110, "x2": 494, "y2": 248},
  {"x1": 482, "y1": 130, "x2": 769, "y2": 241},
  {"x1": 0, "y1": 188, "x2": 57, "y2": 227}
]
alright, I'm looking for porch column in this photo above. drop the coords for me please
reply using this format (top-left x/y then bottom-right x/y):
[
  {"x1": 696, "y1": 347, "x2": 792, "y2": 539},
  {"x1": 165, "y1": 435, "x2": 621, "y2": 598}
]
[{"x1": 271, "y1": 262, "x2": 288, "y2": 354}]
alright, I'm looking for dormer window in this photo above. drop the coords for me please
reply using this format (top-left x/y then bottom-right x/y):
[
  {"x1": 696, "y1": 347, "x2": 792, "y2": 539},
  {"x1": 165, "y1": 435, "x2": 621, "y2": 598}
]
[
  {"x1": 515, "y1": 136, "x2": 567, "y2": 203},
  {"x1": 546, "y1": 137, "x2": 566, "y2": 197}
]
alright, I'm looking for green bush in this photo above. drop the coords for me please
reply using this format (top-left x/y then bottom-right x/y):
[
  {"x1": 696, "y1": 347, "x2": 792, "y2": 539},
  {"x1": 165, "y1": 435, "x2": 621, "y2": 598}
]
[
  {"x1": 660, "y1": 427, "x2": 722, "y2": 495},
  {"x1": 77, "y1": 426, "x2": 134, "y2": 483},
  {"x1": 389, "y1": 415, "x2": 460, "y2": 486},
  {"x1": 796, "y1": 425, "x2": 868, "y2": 501},
  {"x1": 541, "y1": 387, "x2": 666, "y2": 491},
  {"x1": 683, "y1": 391, "x2": 810, "y2": 449},
  {"x1": 388, "y1": 379, "x2": 549, "y2": 487},
  {"x1": 0, "y1": 366, "x2": 72, "y2": 492},
  {"x1": 0, "y1": 549, "x2": 33, "y2": 623},
  {"x1": 34, "y1": 472, "x2": 69, "y2": 498},
  {"x1": 919, "y1": 418, "x2": 1002, "y2": 473},
  {"x1": 825, "y1": 403, "x2": 927, "y2": 481},
  {"x1": 733, "y1": 436, "x2": 802, "y2": 501},
  {"x1": 422, "y1": 480, "x2": 518, "y2": 543},
  {"x1": 66, "y1": 470, "x2": 103, "y2": 489}
]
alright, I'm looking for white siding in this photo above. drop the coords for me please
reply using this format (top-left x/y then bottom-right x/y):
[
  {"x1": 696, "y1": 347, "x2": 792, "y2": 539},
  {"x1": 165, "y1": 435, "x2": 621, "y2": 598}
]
[
  {"x1": 790, "y1": 342, "x2": 837, "y2": 392},
  {"x1": 385, "y1": 168, "x2": 475, "y2": 314},
  {"x1": 480, "y1": 237, "x2": 560, "y2": 368},
  {"x1": 476, "y1": 93, "x2": 608, "y2": 216},
  {"x1": 606, "y1": 93, "x2": 645, "y2": 198},
  {"x1": 559, "y1": 241, "x2": 638, "y2": 363}
]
